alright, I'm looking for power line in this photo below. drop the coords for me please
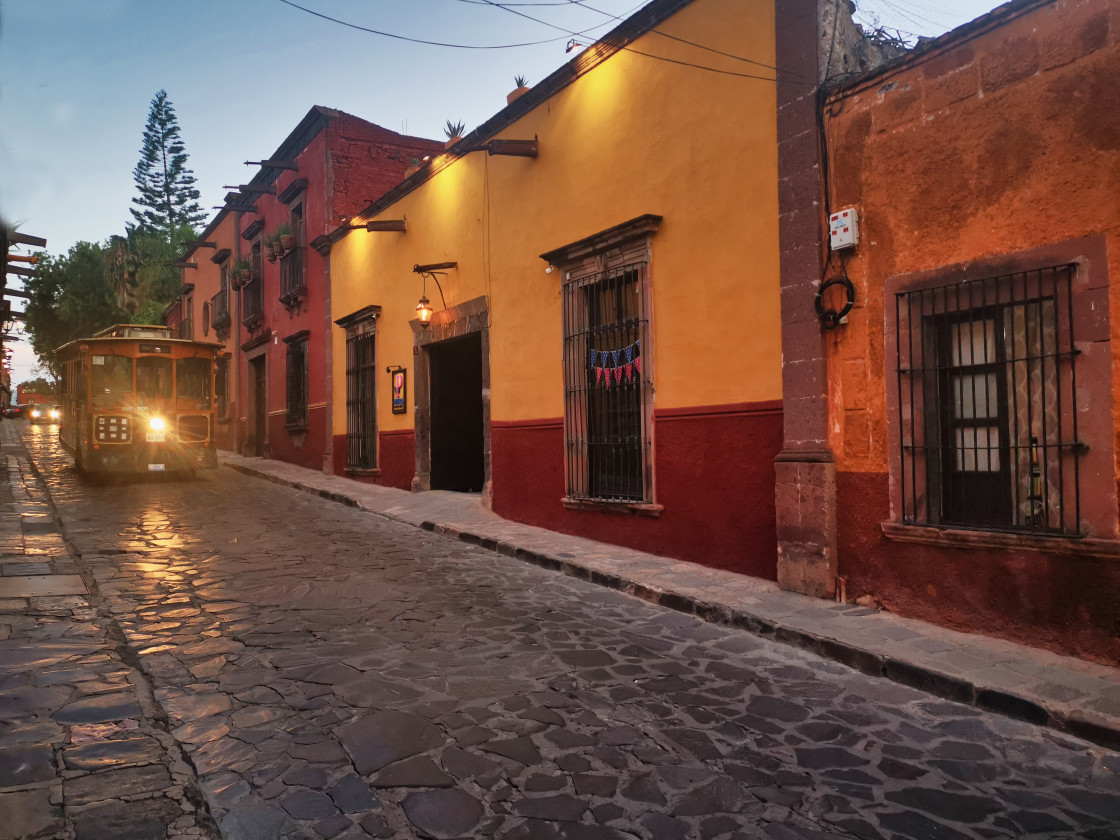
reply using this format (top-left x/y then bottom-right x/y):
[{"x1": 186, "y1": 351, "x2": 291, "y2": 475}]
[
  {"x1": 474, "y1": 0, "x2": 801, "y2": 83},
  {"x1": 276, "y1": 0, "x2": 576, "y2": 48},
  {"x1": 568, "y1": 0, "x2": 792, "y2": 75}
]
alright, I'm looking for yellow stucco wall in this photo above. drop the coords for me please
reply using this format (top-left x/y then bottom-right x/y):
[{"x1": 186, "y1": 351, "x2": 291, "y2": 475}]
[{"x1": 329, "y1": 0, "x2": 781, "y2": 433}]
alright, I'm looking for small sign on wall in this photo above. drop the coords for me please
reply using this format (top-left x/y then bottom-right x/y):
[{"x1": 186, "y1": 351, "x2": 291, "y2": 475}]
[{"x1": 391, "y1": 368, "x2": 407, "y2": 414}]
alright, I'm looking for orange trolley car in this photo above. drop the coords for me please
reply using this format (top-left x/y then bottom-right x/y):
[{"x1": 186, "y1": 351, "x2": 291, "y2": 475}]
[{"x1": 56, "y1": 325, "x2": 221, "y2": 474}]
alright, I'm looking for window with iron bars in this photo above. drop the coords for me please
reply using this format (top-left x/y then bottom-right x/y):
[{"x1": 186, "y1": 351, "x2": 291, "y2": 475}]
[
  {"x1": 285, "y1": 336, "x2": 309, "y2": 430},
  {"x1": 215, "y1": 356, "x2": 230, "y2": 422},
  {"x1": 281, "y1": 205, "x2": 305, "y2": 303},
  {"x1": 562, "y1": 265, "x2": 650, "y2": 503},
  {"x1": 344, "y1": 319, "x2": 378, "y2": 470},
  {"x1": 895, "y1": 264, "x2": 1083, "y2": 536}
]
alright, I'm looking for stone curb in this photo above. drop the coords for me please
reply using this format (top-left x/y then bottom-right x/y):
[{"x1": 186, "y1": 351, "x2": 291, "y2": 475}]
[{"x1": 222, "y1": 460, "x2": 1120, "y2": 752}]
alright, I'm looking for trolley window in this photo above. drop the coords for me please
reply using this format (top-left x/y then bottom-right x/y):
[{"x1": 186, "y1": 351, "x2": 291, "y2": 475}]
[
  {"x1": 91, "y1": 355, "x2": 133, "y2": 407},
  {"x1": 137, "y1": 357, "x2": 173, "y2": 402},
  {"x1": 176, "y1": 358, "x2": 212, "y2": 411}
]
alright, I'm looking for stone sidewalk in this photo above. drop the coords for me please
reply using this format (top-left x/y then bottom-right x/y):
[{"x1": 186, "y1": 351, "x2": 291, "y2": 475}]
[
  {"x1": 0, "y1": 421, "x2": 218, "y2": 839},
  {"x1": 221, "y1": 451, "x2": 1120, "y2": 751}
]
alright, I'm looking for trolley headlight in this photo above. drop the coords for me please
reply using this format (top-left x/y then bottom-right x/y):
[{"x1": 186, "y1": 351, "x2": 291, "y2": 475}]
[
  {"x1": 148, "y1": 416, "x2": 166, "y2": 432},
  {"x1": 49, "y1": 409, "x2": 60, "y2": 419}
]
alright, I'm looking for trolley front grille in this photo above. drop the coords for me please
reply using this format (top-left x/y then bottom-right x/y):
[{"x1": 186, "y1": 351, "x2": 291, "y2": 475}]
[{"x1": 178, "y1": 415, "x2": 210, "y2": 443}]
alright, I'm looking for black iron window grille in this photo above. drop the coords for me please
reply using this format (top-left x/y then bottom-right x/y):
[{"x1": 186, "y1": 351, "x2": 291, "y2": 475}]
[
  {"x1": 895, "y1": 264, "x2": 1082, "y2": 535},
  {"x1": 281, "y1": 205, "x2": 305, "y2": 303},
  {"x1": 562, "y1": 264, "x2": 650, "y2": 503},
  {"x1": 215, "y1": 357, "x2": 229, "y2": 421},
  {"x1": 285, "y1": 337, "x2": 309, "y2": 429},
  {"x1": 344, "y1": 321, "x2": 378, "y2": 470}
]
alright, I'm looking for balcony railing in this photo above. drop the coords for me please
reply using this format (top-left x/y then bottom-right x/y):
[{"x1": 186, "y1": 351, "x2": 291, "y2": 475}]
[
  {"x1": 210, "y1": 287, "x2": 230, "y2": 330},
  {"x1": 280, "y1": 247, "x2": 305, "y2": 304},
  {"x1": 242, "y1": 277, "x2": 263, "y2": 327}
]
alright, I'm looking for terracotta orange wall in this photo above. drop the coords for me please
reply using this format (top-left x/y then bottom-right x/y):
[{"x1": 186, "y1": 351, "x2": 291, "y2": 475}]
[{"x1": 823, "y1": 0, "x2": 1120, "y2": 661}]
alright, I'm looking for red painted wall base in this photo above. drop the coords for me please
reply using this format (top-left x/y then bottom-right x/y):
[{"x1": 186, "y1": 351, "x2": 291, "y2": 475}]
[
  {"x1": 837, "y1": 471, "x2": 1120, "y2": 665},
  {"x1": 491, "y1": 403, "x2": 783, "y2": 579}
]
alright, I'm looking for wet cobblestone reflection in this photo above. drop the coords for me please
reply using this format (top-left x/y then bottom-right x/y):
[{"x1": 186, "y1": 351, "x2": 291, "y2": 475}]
[{"x1": 23, "y1": 430, "x2": 1120, "y2": 840}]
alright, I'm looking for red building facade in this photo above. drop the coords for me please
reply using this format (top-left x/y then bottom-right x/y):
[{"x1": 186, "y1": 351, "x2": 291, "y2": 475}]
[{"x1": 228, "y1": 108, "x2": 441, "y2": 469}]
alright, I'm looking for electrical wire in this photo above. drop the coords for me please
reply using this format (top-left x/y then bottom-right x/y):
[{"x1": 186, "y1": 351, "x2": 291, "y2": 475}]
[
  {"x1": 277, "y1": 0, "x2": 578, "y2": 48},
  {"x1": 473, "y1": 0, "x2": 801, "y2": 83},
  {"x1": 566, "y1": 0, "x2": 800, "y2": 76}
]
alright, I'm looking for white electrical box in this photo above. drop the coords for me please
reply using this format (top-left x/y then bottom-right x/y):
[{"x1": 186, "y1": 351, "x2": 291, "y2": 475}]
[{"x1": 829, "y1": 207, "x2": 859, "y2": 250}]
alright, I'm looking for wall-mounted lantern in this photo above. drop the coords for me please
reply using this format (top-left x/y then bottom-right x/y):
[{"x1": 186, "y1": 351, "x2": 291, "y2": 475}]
[{"x1": 412, "y1": 262, "x2": 456, "y2": 328}]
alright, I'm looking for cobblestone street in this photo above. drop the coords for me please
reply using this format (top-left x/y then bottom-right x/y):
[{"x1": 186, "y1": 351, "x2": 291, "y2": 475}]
[{"x1": 5, "y1": 424, "x2": 1120, "y2": 839}]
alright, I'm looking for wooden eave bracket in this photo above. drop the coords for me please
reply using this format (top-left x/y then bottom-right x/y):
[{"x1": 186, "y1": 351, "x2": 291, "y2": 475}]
[
  {"x1": 310, "y1": 234, "x2": 332, "y2": 256},
  {"x1": 211, "y1": 249, "x2": 231, "y2": 264}
]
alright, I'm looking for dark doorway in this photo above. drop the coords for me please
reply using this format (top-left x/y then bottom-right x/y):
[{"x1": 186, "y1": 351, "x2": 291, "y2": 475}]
[
  {"x1": 248, "y1": 355, "x2": 266, "y2": 457},
  {"x1": 428, "y1": 332, "x2": 484, "y2": 492}
]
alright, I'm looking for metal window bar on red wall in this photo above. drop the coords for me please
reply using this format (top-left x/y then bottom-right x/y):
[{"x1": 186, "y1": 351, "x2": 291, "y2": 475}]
[
  {"x1": 895, "y1": 264, "x2": 1081, "y2": 536},
  {"x1": 242, "y1": 277, "x2": 263, "y2": 325},
  {"x1": 562, "y1": 264, "x2": 649, "y2": 503},
  {"x1": 281, "y1": 247, "x2": 304, "y2": 300},
  {"x1": 345, "y1": 330, "x2": 378, "y2": 470},
  {"x1": 286, "y1": 341, "x2": 308, "y2": 427}
]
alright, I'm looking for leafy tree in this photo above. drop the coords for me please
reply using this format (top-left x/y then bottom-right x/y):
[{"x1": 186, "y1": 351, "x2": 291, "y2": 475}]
[
  {"x1": 19, "y1": 376, "x2": 55, "y2": 397},
  {"x1": 103, "y1": 225, "x2": 188, "y2": 321},
  {"x1": 130, "y1": 90, "x2": 205, "y2": 248},
  {"x1": 24, "y1": 243, "x2": 127, "y2": 378}
]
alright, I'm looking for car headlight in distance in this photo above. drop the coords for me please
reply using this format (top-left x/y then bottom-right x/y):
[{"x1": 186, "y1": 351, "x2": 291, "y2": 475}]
[
  {"x1": 49, "y1": 410, "x2": 60, "y2": 419},
  {"x1": 30, "y1": 410, "x2": 41, "y2": 418},
  {"x1": 148, "y1": 416, "x2": 166, "y2": 431}
]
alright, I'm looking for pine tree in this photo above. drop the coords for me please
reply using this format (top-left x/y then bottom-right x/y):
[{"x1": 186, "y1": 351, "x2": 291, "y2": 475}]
[{"x1": 130, "y1": 90, "x2": 205, "y2": 245}]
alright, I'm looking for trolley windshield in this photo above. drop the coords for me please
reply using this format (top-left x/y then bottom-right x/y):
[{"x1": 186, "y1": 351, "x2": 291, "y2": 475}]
[
  {"x1": 176, "y1": 358, "x2": 212, "y2": 410},
  {"x1": 91, "y1": 355, "x2": 133, "y2": 408}
]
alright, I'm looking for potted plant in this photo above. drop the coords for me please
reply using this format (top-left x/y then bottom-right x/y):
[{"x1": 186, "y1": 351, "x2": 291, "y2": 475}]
[
  {"x1": 277, "y1": 222, "x2": 296, "y2": 252},
  {"x1": 404, "y1": 157, "x2": 423, "y2": 178},
  {"x1": 444, "y1": 119, "x2": 465, "y2": 150},
  {"x1": 507, "y1": 75, "x2": 530, "y2": 105},
  {"x1": 232, "y1": 257, "x2": 252, "y2": 286},
  {"x1": 264, "y1": 233, "x2": 278, "y2": 262}
]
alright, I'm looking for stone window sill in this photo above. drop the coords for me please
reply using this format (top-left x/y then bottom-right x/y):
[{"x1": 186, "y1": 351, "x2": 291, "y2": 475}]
[
  {"x1": 881, "y1": 521, "x2": 1120, "y2": 560},
  {"x1": 562, "y1": 497, "x2": 663, "y2": 517},
  {"x1": 345, "y1": 468, "x2": 381, "y2": 478}
]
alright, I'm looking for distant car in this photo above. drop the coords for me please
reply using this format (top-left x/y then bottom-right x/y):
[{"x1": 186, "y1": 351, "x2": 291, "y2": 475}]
[
  {"x1": 3, "y1": 405, "x2": 25, "y2": 419},
  {"x1": 28, "y1": 404, "x2": 61, "y2": 425}
]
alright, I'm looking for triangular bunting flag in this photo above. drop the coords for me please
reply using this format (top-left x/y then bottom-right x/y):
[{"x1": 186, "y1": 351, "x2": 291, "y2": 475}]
[
  {"x1": 589, "y1": 349, "x2": 598, "y2": 367},
  {"x1": 625, "y1": 362, "x2": 633, "y2": 382},
  {"x1": 614, "y1": 367, "x2": 623, "y2": 385},
  {"x1": 595, "y1": 367, "x2": 603, "y2": 385},
  {"x1": 634, "y1": 357, "x2": 642, "y2": 376},
  {"x1": 611, "y1": 349, "x2": 620, "y2": 367},
  {"x1": 625, "y1": 344, "x2": 633, "y2": 364}
]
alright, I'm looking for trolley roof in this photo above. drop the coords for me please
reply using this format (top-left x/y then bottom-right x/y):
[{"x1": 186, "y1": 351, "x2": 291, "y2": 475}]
[{"x1": 55, "y1": 324, "x2": 223, "y2": 356}]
